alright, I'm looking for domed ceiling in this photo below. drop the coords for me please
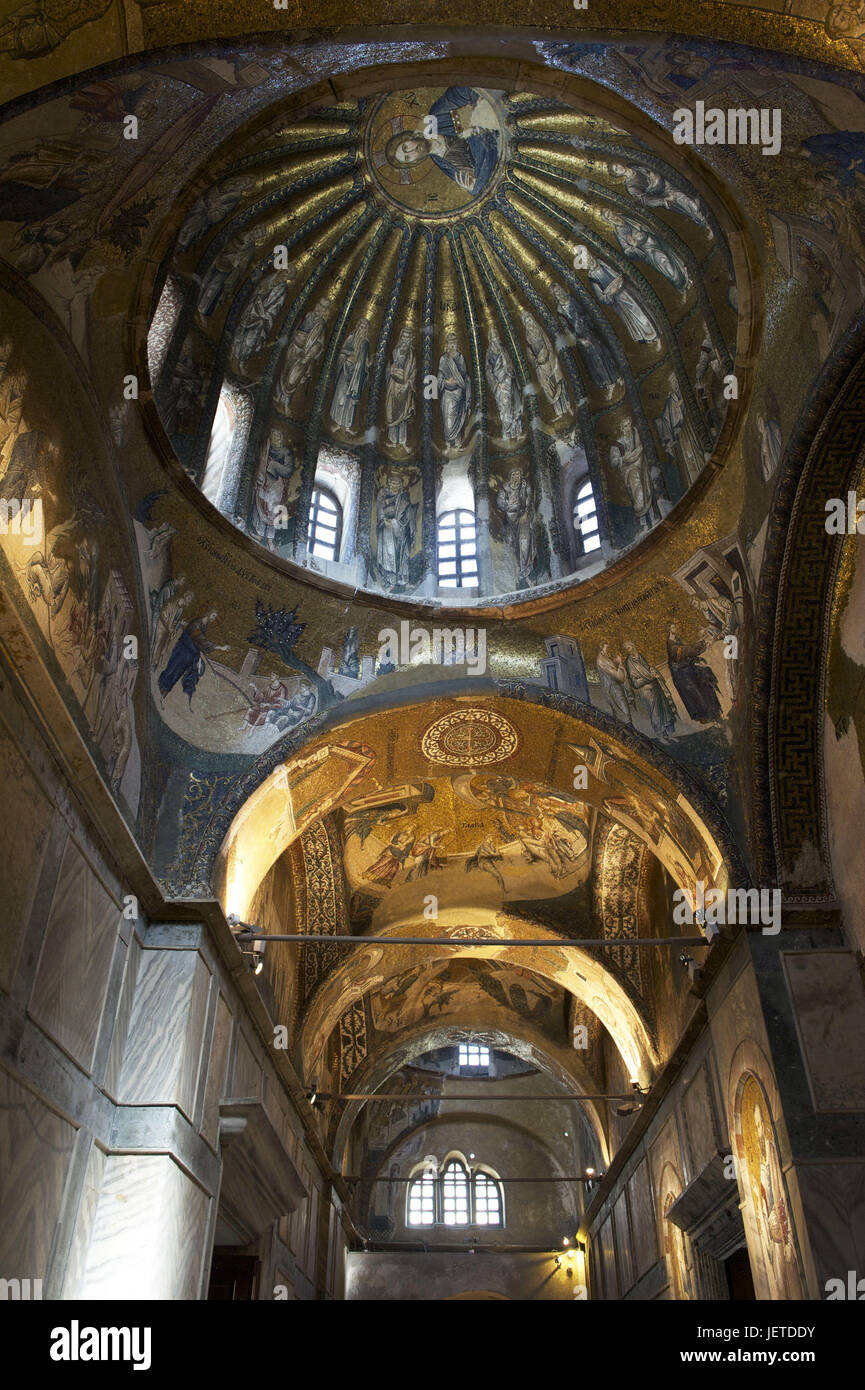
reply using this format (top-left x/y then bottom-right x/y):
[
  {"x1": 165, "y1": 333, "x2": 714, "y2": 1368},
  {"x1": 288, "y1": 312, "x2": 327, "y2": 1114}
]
[{"x1": 149, "y1": 84, "x2": 739, "y2": 605}]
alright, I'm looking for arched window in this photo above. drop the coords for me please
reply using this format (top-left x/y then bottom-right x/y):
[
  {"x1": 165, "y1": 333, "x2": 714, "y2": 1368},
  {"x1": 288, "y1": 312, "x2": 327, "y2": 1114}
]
[
  {"x1": 441, "y1": 1160, "x2": 470, "y2": 1226},
  {"x1": 472, "y1": 1172, "x2": 504, "y2": 1227},
  {"x1": 307, "y1": 484, "x2": 342, "y2": 562},
  {"x1": 406, "y1": 1170, "x2": 436, "y2": 1228},
  {"x1": 437, "y1": 508, "x2": 478, "y2": 588},
  {"x1": 573, "y1": 477, "x2": 601, "y2": 554},
  {"x1": 201, "y1": 389, "x2": 236, "y2": 507},
  {"x1": 405, "y1": 1158, "x2": 505, "y2": 1229}
]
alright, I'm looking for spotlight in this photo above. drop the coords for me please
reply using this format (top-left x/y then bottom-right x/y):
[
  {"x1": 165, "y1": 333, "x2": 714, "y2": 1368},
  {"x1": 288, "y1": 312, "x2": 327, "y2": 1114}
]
[
  {"x1": 679, "y1": 951, "x2": 702, "y2": 985},
  {"x1": 562, "y1": 1236, "x2": 570, "y2": 1247},
  {"x1": 228, "y1": 917, "x2": 266, "y2": 973}
]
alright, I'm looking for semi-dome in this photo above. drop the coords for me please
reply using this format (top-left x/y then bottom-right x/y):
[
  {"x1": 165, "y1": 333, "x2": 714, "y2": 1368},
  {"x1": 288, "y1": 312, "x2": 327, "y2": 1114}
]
[{"x1": 148, "y1": 82, "x2": 739, "y2": 605}]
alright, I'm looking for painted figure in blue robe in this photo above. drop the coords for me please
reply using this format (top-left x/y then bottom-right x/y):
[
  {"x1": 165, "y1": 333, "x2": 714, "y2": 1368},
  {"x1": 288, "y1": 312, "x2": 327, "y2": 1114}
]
[
  {"x1": 665, "y1": 622, "x2": 721, "y2": 724},
  {"x1": 386, "y1": 87, "x2": 500, "y2": 197},
  {"x1": 157, "y1": 609, "x2": 228, "y2": 708}
]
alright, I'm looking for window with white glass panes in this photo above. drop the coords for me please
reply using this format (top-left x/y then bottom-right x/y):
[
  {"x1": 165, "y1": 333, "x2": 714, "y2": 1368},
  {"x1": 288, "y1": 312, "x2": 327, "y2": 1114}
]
[
  {"x1": 573, "y1": 477, "x2": 601, "y2": 554},
  {"x1": 437, "y1": 508, "x2": 478, "y2": 588}
]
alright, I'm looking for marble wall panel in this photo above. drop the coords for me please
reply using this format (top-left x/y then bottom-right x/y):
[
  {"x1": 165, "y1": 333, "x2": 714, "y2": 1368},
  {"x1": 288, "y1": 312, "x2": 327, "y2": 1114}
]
[
  {"x1": 118, "y1": 949, "x2": 211, "y2": 1120},
  {"x1": 783, "y1": 951, "x2": 865, "y2": 1112},
  {"x1": 60, "y1": 1140, "x2": 106, "y2": 1299},
  {"x1": 79, "y1": 1153, "x2": 211, "y2": 1300},
  {"x1": 232, "y1": 1027, "x2": 262, "y2": 1099},
  {"x1": 681, "y1": 1063, "x2": 720, "y2": 1178},
  {"x1": 627, "y1": 1156, "x2": 657, "y2": 1281},
  {"x1": 0, "y1": 1067, "x2": 76, "y2": 1282},
  {"x1": 599, "y1": 1213, "x2": 618, "y2": 1300},
  {"x1": 0, "y1": 721, "x2": 53, "y2": 994},
  {"x1": 794, "y1": 1161, "x2": 865, "y2": 1287},
  {"x1": 103, "y1": 936, "x2": 141, "y2": 1100},
  {"x1": 28, "y1": 835, "x2": 121, "y2": 1074},
  {"x1": 613, "y1": 1191, "x2": 633, "y2": 1294},
  {"x1": 201, "y1": 993, "x2": 233, "y2": 1149}
]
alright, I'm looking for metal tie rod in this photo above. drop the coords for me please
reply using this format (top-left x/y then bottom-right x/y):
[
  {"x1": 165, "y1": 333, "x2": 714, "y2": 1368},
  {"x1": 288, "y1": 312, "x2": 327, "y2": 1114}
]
[
  {"x1": 233, "y1": 931, "x2": 708, "y2": 947},
  {"x1": 319, "y1": 1091, "x2": 643, "y2": 1102},
  {"x1": 343, "y1": 1175, "x2": 601, "y2": 1184}
]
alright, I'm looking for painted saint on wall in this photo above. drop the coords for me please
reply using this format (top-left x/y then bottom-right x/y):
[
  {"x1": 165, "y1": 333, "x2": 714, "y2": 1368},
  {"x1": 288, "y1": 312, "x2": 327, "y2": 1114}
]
[
  {"x1": 330, "y1": 317, "x2": 370, "y2": 433},
  {"x1": 375, "y1": 469, "x2": 418, "y2": 590},
  {"x1": 495, "y1": 467, "x2": 537, "y2": 588},
  {"x1": 437, "y1": 331, "x2": 471, "y2": 448},
  {"x1": 665, "y1": 621, "x2": 722, "y2": 723},
  {"x1": 736, "y1": 1073, "x2": 804, "y2": 1299},
  {"x1": 553, "y1": 286, "x2": 621, "y2": 393},
  {"x1": 157, "y1": 609, "x2": 229, "y2": 709},
  {"x1": 250, "y1": 434, "x2": 296, "y2": 545},
  {"x1": 609, "y1": 163, "x2": 711, "y2": 232},
  {"x1": 274, "y1": 296, "x2": 330, "y2": 411},
  {"x1": 521, "y1": 309, "x2": 569, "y2": 418},
  {"x1": 384, "y1": 326, "x2": 416, "y2": 448},
  {"x1": 609, "y1": 418, "x2": 658, "y2": 532},
  {"x1": 586, "y1": 252, "x2": 659, "y2": 345},
  {"x1": 655, "y1": 384, "x2": 704, "y2": 488},
  {"x1": 485, "y1": 328, "x2": 523, "y2": 439},
  {"x1": 623, "y1": 641, "x2": 677, "y2": 738},
  {"x1": 756, "y1": 389, "x2": 783, "y2": 481},
  {"x1": 234, "y1": 275, "x2": 288, "y2": 367},
  {"x1": 600, "y1": 208, "x2": 690, "y2": 294}
]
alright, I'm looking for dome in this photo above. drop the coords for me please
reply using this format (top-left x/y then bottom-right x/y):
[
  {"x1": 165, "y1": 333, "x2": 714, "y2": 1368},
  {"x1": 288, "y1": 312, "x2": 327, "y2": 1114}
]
[{"x1": 148, "y1": 83, "x2": 739, "y2": 606}]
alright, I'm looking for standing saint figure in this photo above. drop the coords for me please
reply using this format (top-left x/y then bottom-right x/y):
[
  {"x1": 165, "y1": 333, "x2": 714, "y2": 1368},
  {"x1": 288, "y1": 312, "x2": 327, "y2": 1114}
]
[
  {"x1": 757, "y1": 390, "x2": 782, "y2": 481},
  {"x1": 690, "y1": 587, "x2": 742, "y2": 703},
  {"x1": 496, "y1": 468, "x2": 537, "y2": 587},
  {"x1": 157, "y1": 609, "x2": 229, "y2": 709},
  {"x1": 178, "y1": 178, "x2": 246, "y2": 250},
  {"x1": 234, "y1": 276, "x2": 288, "y2": 366},
  {"x1": 330, "y1": 317, "x2": 370, "y2": 432},
  {"x1": 695, "y1": 333, "x2": 725, "y2": 431},
  {"x1": 375, "y1": 471, "x2": 417, "y2": 590},
  {"x1": 521, "y1": 310, "x2": 569, "y2": 417},
  {"x1": 751, "y1": 1098, "x2": 801, "y2": 1299},
  {"x1": 601, "y1": 209, "x2": 690, "y2": 294},
  {"x1": 610, "y1": 419, "x2": 656, "y2": 532},
  {"x1": 608, "y1": 163, "x2": 711, "y2": 231},
  {"x1": 438, "y1": 330, "x2": 471, "y2": 448},
  {"x1": 273, "y1": 297, "x2": 330, "y2": 411},
  {"x1": 152, "y1": 590, "x2": 193, "y2": 673},
  {"x1": 384, "y1": 326, "x2": 416, "y2": 448},
  {"x1": 553, "y1": 285, "x2": 621, "y2": 392},
  {"x1": 485, "y1": 329, "x2": 523, "y2": 439},
  {"x1": 623, "y1": 640, "x2": 677, "y2": 737},
  {"x1": 596, "y1": 642, "x2": 634, "y2": 724},
  {"x1": 666, "y1": 621, "x2": 722, "y2": 723},
  {"x1": 250, "y1": 436, "x2": 295, "y2": 544},
  {"x1": 587, "y1": 252, "x2": 659, "y2": 344},
  {"x1": 655, "y1": 385, "x2": 705, "y2": 488},
  {"x1": 199, "y1": 241, "x2": 256, "y2": 319}
]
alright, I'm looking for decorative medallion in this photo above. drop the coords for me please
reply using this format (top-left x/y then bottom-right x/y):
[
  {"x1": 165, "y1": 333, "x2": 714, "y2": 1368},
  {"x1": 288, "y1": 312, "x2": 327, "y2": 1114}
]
[
  {"x1": 420, "y1": 708, "x2": 519, "y2": 765},
  {"x1": 364, "y1": 86, "x2": 506, "y2": 218}
]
